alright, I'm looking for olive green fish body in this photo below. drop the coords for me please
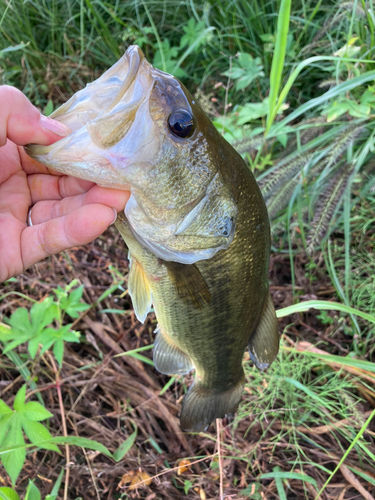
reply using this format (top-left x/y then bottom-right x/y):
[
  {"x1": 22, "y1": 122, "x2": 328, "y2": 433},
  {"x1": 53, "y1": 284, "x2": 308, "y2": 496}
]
[
  {"x1": 26, "y1": 45, "x2": 279, "y2": 431},
  {"x1": 116, "y1": 137, "x2": 276, "y2": 431}
]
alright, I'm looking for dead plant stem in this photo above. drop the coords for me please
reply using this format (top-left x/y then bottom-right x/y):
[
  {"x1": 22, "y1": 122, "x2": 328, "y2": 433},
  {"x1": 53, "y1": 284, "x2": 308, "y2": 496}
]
[
  {"x1": 47, "y1": 352, "x2": 70, "y2": 500},
  {"x1": 217, "y1": 418, "x2": 224, "y2": 500}
]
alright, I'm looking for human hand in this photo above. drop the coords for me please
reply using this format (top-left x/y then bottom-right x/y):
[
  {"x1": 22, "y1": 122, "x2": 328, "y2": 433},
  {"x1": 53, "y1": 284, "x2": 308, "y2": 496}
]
[{"x1": 0, "y1": 86, "x2": 130, "y2": 282}]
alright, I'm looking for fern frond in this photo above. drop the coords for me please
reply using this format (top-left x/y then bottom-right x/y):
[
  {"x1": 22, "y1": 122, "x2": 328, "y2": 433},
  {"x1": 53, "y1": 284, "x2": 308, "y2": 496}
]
[
  {"x1": 323, "y1": 124, "x2": 364, "y2": 171},
  {"x1": 266, "y1": 175, "x2": 301, "y2": 220},
  {"x1": 260, "y1": 152, "x2": 312, "y2": 201},
  {"x1": 306, "y1": 163, "x2": 355, "y2": 255},
  {"x1": 233, "y1": 135, "x2": 265, "y2": 155}
]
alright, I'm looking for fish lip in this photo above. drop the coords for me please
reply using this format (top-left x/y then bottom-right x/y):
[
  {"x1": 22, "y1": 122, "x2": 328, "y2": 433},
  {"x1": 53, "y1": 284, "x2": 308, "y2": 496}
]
[
  {"x1": 25, "y1": 45, "x2": 151, "y2": 181},
  {"x1": 50, "y1": 45, "x2": 145, "y2": 127}
]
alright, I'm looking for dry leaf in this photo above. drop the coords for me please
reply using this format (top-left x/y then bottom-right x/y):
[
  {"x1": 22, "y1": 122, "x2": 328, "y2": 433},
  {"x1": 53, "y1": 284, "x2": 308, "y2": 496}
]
[
  {"x1": 129, "y1": 471, "x2": 152, "y2": 490},
  {"x1": 117, "y1": 471, "x2": 135, "y2": 489},
  {"x1": 177, "y1": 459, "x2": 191, "y2": 475},
  {"x1": 340, "y1": 464, "x2": 375, "y2": 500}
]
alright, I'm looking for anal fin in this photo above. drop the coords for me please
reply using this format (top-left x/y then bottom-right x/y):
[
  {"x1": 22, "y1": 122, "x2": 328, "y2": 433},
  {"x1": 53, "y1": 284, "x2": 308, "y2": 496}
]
[
  {"x1": 248, "y1": 292, "x2": 279, "y2": 371},
  {"x1": 153, "y1": 327, "x2": 194, "y2": 375},
  {"x1": 128, "y1": 253, "x2": 152, "y2": 323},
  {"x1": 164, "y1": 261, "x2": 211, "y2": 309}
]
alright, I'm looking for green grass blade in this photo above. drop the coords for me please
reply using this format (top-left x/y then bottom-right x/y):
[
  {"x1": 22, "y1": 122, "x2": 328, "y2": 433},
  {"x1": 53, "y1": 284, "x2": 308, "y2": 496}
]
[
  {"x1": 276, "y1": 300, "x2": 375, "y2": 324},
  {"x1": 113, "y1": 344, "x2": 154, "y2": 358},
  {"x1": 284, "y1": 347, "x2": 375, "y2": 373},
  {"x1": 314, "y1": 409, "x2": 375, "y2": 499},
  {"x1": 260, "y1": 470, "x2": 318, "y2": 488},
  {"x1": 270, "y1": 62, "x2": 375, "y2": 135},
  {"x1": 266, "y1": 0, "x2": 291, "y2": 132}
]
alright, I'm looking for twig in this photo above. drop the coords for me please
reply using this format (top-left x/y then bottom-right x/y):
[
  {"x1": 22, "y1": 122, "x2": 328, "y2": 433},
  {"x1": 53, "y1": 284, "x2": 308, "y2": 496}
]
[
  {"x1": 46, "y1": 352, "x2": 70, "y2": 500},
  {"x1": 217, "y1": 418, "x2": 224, "y2": 500},
  {"x1": 123, "y1": 453, "x2": 217, "y2": 490}
]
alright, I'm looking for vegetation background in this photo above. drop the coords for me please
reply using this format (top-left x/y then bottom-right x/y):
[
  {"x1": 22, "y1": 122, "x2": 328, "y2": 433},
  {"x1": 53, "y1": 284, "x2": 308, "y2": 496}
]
[{"x1": 0, "y1": 0, "x2": 375, "y2": 498}]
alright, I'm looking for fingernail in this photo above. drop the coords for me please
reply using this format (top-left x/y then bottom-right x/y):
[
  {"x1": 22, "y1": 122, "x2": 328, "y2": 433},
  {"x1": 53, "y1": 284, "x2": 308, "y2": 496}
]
[
  {"x1": 110, "y1": 208, "x2": 118, "y2": 226},
  {"x1": 40, "y1": 115, "x2": 71, "y2": 137}
]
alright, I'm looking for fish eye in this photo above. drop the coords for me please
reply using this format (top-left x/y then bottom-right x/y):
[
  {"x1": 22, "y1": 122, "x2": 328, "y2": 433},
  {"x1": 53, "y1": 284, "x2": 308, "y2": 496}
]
[{"x1": 168, "y1": 109, "x2": 195, "y2": 138}]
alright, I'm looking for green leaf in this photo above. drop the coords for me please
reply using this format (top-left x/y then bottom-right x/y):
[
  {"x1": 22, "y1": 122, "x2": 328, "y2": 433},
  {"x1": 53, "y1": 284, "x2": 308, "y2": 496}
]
[
  {"x1": 49, "y1": 436, "x2": 112, "y2": 457},
  {"x1": 44, "y1": 468, "x2": 64, "y2": 500},
  {"x1": 113, "y1": 429, "x2": 137, "y2": 462},
  {"x1": 179, "y1": 18, "x2": 207, "y2": 51},
  {"x1": 30, "y1": 299, "x2": 58, "y2": 331},
  {"x1": 0, "y1": 415, "x2": 12, "y2": 447},
  {"x1": 184, "y1": 479, "x2": 193, "y2": 495},
  {"x1": 21, "y1": 419, "x2": 59, "y2": 452},
  {"x1": 236, "y1": 100, "x2": 269, "y2": 124},
  {"x1": 28, "y1": 337, "x2": 40, "y2": 359},
  {"x1": 326, "y1": 101, "x2": 350, "y2": 122},
  {"x1": 8, "y1": 308, "x2": 31, "y2": 334},
  {"x1": 0, "y1": 488, "x2": 21, "y2": 500},
  {"x1": 1, "y1": 414, "x2": 25, "y2": 485},
  {"x1": 21, "y1": 402, "x2": 53, "y2": 422},
  {"x1": 24, "y1": 482, "x2": 41, "y2": 500},
  {"x1": 43, "y1": 99, "x2": 54, "y2": 117},
  {"x1": 222, "y1": 53, "x2": 264, "y2": 91},
  {"x1": 360, "y1": 87, "x2": 375, "y2": 107},
  {"x1": 63, "y1": 286, "x2": 90, "y2": 318},
  {"x1": 53, "y1": 339, "x2": 64, "y2": 367},
  {"x1": 13, "y1": 386, "x2": 26, "y2": 412},
  {"x1": 0, "y1": 401, "x2": 12, "y2": 416},
  {"x1": 346, "y1": 101, "x2": 370, "y2": 118}
]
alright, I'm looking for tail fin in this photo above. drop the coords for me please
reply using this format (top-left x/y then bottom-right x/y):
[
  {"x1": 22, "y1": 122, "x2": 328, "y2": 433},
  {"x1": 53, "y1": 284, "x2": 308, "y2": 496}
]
[{"x1": 180, "y1": 377, "x2": 244, "y2": 432}]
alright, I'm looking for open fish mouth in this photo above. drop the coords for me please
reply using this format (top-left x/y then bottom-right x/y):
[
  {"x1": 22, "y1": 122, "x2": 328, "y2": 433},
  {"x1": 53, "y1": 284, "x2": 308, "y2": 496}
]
[{"x1": 25, "y1": 46, "x2": 154, "y2": 189}]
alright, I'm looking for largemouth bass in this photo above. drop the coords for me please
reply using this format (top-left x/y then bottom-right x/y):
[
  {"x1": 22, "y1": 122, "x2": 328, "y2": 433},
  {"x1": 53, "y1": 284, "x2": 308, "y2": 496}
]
[{"x1": 26, "y1": 45, "x2": 279, "y2": 431}]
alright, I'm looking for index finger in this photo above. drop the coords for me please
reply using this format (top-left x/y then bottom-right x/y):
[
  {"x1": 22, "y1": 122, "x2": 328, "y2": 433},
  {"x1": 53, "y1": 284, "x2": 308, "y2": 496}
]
[{"x1": 0, "y1": 86, "x2": 70, "y2": 148}]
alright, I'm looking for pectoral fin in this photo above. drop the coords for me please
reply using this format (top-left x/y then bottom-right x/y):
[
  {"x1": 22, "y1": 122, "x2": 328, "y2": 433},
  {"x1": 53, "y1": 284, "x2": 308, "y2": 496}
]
[
  {"x1": 164, "y1": 261, "x2": 211, "y2": 309},
  {"x1": 153, "y1": 327, "x2": 194, "y2": 375},
  {"x1": 248, "y1": 292, "x2": 279, "y2": 371},
  {"x1": 128, "y1": 253, "x2": 152, "y2": 323}
]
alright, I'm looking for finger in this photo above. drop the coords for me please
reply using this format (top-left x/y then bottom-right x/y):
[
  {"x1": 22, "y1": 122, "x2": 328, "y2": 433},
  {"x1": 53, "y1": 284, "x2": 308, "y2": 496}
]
[
  {"x1": 30, "y1": 186, "x2": 130, "y2": 224},
  {"x1": 0, "y1": 86, "x2": 70, "y2": 147},
  {"x1": 28, "y1": 173, "x2": 96, "y2": 203},
  {"x1": 21, "y1": 204, "x2": 118, "y2": 270}
]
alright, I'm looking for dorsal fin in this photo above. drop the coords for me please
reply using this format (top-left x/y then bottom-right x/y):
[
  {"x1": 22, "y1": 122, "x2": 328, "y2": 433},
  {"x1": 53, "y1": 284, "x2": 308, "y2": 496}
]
[{"x1": 164, "y1": 261, "x2": 211, "y2": 309}]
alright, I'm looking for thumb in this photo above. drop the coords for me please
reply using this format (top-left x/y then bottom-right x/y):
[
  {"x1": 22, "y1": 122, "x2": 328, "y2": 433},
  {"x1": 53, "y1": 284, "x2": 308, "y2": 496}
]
[{"x1": 0, "y1": 85, "x2": 70, "y2": 147}]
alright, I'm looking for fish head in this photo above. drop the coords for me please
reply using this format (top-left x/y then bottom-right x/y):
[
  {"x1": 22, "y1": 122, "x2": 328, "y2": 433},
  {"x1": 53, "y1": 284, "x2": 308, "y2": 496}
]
[{"x1": 26, "y1": 45, "x2": 238, "y2": 264}]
